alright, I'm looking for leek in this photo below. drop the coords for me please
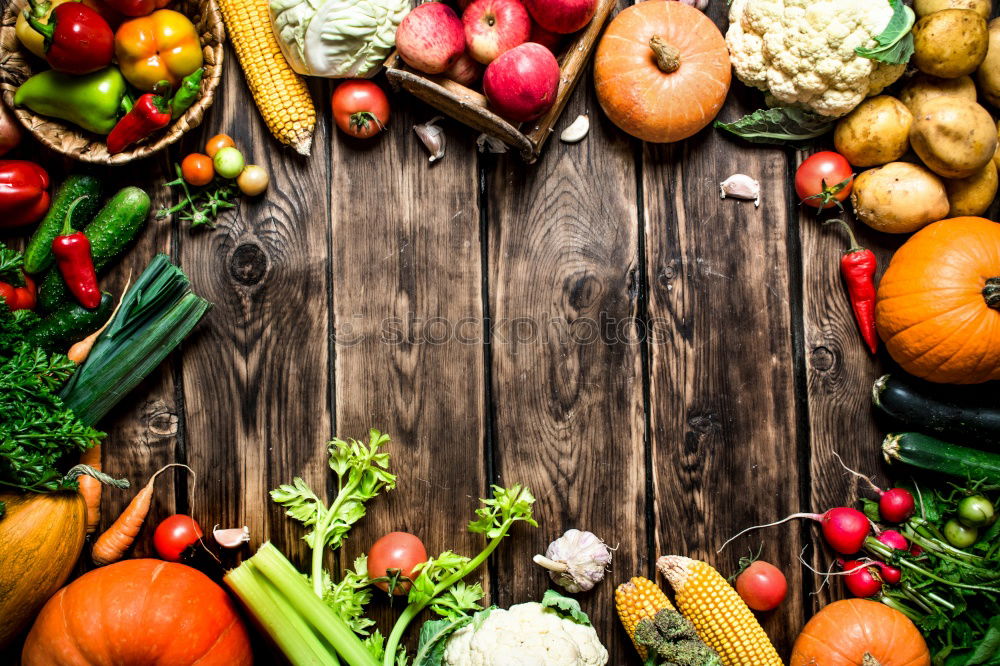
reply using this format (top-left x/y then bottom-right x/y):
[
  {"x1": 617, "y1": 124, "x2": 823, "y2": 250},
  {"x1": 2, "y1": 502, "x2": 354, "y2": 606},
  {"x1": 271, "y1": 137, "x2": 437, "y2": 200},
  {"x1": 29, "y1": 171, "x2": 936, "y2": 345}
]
[{"x1": 59, "y1": 254, "x2": 211, "y2": 425}]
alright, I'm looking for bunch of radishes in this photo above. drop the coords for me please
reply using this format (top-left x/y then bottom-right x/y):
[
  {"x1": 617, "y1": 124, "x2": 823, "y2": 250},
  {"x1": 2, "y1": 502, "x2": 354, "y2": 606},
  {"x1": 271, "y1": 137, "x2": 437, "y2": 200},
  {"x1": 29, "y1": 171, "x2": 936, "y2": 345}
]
[{"x1": 394, "y1": 0, "x2": 597, "y2": 123}]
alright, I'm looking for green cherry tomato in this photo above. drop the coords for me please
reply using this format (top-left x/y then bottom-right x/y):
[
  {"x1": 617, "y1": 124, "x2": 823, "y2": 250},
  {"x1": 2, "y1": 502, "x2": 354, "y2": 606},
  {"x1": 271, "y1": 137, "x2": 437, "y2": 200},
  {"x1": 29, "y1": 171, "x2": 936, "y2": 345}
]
[
  {"x1": 957, "y1": 495, "x2": 995, "y2": 528},
  {"x1": 944, "y1": 518, "x2": 978, "y2": 548},
  {"x1": 213, "y1": 146, "x2": 245, "y2": 179}
]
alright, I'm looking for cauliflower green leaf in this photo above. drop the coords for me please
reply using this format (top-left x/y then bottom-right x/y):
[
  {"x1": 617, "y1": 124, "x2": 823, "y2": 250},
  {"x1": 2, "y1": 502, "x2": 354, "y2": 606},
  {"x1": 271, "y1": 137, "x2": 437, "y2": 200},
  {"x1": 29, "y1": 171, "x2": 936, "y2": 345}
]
[
  {"x1": 714, "y1": 107, "x2": 836, "y2": 146},
  {"x1": 855, "y1": 0, "x2": 915, "y2": 64},
  {"x1": 541, "y1": 589, "x2": 591, "y2": 626}
]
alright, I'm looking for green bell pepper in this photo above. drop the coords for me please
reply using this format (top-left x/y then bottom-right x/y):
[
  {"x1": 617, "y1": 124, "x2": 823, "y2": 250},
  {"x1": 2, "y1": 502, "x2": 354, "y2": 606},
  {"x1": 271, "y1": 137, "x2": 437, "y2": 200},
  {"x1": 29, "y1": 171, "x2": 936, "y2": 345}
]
[{"x1": 14, "y1": 67, "x2": 128, "y2": 135}]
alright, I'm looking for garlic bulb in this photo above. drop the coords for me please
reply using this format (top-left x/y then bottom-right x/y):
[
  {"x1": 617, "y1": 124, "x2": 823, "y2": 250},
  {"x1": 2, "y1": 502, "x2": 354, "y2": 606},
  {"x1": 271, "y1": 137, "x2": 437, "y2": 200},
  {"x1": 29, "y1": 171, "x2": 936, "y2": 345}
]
[
  {"x1": 533, "y1": 529, "x2": 612, "y2": 593},
  {"x1": 719, "y1": 174, "x2": 761, "y2": 207},
  {"x1": 414, "y1": 116, "x2": 446, "y2": 163}
]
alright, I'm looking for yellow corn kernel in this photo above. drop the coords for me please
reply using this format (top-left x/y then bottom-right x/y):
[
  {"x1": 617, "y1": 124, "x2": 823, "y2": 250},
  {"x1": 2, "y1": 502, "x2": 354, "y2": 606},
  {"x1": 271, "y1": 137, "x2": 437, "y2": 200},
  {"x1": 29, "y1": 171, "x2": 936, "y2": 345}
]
[
  {"x1": 657, "y1": 556, "x2": 784, "y2": 666},
  {"x1": 217, "y1": 0, "x2": 316, "y2": 155},
  {"x1": 615, "y1": 576, "x2": 675, "y2": 659}
]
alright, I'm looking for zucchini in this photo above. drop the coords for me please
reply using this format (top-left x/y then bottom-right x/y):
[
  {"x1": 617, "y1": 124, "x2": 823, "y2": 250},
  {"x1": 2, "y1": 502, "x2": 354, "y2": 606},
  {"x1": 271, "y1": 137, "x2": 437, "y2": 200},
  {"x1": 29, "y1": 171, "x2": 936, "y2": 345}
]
[
  {"x1": 38, "y1": 187, "x2": 150, "y2": 312},
  {"x1": 873, "y1": 374, "x2": 1000, "y2": 444},
  {"x1": 883, "y1": 432, "x2": 1000, "y2": 485},
  {"x1": 24, "y1": 292, "x2": 114, "y2": 353},
  {"x1": 24, "y1": 174, "x2": 101, "y2": 275}
]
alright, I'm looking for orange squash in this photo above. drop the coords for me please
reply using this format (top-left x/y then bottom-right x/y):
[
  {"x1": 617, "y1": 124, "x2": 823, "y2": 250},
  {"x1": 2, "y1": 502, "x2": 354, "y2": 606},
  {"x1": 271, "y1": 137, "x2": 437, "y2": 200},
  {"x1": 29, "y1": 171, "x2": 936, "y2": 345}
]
[
  {"x1": 791, "y1": 599, "x2": 931, "y2": 666},
  {"x1": 876, "y1": 216, "x2": 1000, "y2": 384},
  {"x1": 0, "y1": 491, "x2": 86, "y2": 649},
  {"x1": 593, "y1": 1, "x2": 731, "y2": 143},
  {"x1": 23, "y1": 559, "x2": 254, "y2": 665}
]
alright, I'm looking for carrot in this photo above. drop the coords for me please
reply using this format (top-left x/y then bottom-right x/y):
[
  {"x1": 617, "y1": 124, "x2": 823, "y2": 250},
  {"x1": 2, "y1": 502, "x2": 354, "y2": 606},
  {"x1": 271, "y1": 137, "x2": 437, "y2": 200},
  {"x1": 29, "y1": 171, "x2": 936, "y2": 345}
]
[
  {"x1": 68, "y1": 276, "x2": 130, "y2": 364},
  {"x1": 91, "y1": 463, "x2": 193, "y2": 566},
  {"x1": 78, "y1": 444, "x2": 103, "y2": 534}
]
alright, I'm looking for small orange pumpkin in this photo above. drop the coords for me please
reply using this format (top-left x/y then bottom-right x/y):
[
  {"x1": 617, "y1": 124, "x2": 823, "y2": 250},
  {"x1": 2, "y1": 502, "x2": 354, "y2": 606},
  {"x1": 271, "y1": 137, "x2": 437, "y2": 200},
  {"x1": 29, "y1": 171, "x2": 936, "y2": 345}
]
[
  {"x1": 593, "y1": 1, "x2": 731, "y2": 143},
  {"x1": 876, "y1": 216, "x2": 1000, "y2": 384},
  {"x1": 791, "y1": 599, "x2": 931, "y2": 666}
]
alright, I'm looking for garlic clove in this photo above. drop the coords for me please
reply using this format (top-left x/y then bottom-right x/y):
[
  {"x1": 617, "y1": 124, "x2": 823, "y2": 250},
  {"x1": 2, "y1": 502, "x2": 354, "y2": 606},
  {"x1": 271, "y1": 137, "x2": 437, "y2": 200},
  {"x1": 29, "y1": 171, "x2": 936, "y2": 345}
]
[
  {"x1": 719, "y1": 173, "x2": 761, "y2": 207},
  {"x1": 213, "y1": 525, "x2": 250, "y2": 549},
  {"x1": 560, "y1": 114, "x2": 590, "y2": 143},
  {"x1": 414, "y1": 116, "x2": 446, "y2": 163}
]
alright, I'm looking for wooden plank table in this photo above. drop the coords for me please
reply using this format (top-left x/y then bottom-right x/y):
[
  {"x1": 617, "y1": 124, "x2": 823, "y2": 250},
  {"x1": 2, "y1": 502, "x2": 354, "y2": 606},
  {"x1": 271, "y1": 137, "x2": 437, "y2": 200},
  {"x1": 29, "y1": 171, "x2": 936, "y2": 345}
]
[{"x1": 3, "y1": 0, "x2": 923, "y2": 661}]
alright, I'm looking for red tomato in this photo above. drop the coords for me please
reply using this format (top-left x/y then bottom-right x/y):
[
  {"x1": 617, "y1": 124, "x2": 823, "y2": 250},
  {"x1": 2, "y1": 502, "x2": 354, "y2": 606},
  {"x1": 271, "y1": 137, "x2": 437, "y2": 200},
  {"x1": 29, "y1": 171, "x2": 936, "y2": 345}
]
[
  {"x1": 795, "y1": 151, "x2": 853, "y2": 209},
  {"x1": 735, "y1": 560, "x2": 787, "y2": 611},
  {"x1": 367, "y1": 531, "x2": 427, "y2": 595},
  {"x1": 205, "y1": 134, "x2": 235, "y2": 158},
  {"x1": 332, "y1": 81, "x2": 390, "y2": 139},
  {"x1": 181, "y1": 153, "x2": 214, "y2": 186},
  {"x1": 153, "y1": 514, "x2": 204, "y2": 562}
]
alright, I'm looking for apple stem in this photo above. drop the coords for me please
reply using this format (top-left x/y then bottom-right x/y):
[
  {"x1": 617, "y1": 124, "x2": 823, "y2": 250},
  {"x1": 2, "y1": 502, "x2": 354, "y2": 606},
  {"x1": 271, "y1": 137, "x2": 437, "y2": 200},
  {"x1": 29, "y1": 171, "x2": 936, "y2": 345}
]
[{"x1": 649, "y1": 35, "x2": 680, "y2": 73}]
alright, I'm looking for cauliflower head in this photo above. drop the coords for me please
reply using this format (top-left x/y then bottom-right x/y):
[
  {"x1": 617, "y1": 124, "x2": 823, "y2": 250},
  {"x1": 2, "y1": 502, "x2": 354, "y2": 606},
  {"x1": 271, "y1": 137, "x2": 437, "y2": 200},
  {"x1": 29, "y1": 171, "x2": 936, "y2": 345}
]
[
  {"x1": 726, "y1": 0, "x2": 906, "y2": 116},
  {"x1": 442, "y1": 602, "x2": 609, "y2": 666}
]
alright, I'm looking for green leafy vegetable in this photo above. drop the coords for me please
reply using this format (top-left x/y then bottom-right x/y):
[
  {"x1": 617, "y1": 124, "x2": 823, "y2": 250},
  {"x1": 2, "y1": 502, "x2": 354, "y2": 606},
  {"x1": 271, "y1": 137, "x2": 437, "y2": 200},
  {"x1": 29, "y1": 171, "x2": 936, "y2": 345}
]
[
  {"x1": 855, "y1": 0, "x2": 916, "y2": 64},
  {"x1": 0, "y1": 246, "x2": 24, "y2": 283},
  {"x1": 413, "y1": 616, "x2": 473, "y2": 666},
  {"x1": 541, "y1": 589, "x2": 591, "y2": 626},
  {"x1": 714, "y1": 107, "x2": 836, "y2": 146},
  {"x1": 325, "y1": 555, "x2": 377, "y2": 636}
]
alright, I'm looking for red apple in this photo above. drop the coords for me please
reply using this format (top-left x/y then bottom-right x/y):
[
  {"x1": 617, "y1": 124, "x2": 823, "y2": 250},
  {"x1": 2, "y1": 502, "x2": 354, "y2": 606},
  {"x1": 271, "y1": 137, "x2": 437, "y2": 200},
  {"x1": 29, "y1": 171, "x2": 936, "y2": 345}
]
[
  {"x1": 463, "y1": 0, "x2": 531, "y2": 65},
  {"x1": 395, "y1": 3, "x2": 465, "y2": 74},
  {"x1": 445, "y1": 51, "x2": 484, "y2": 85},
  {"x1": 483, "y1": 42, "x2": 560, "y2": 123},
  {"x1": 529, "y1": 21, "x2": 562, "y2": 52},
  {"x1": 522, "y1": 0, "x2": 596, "y2": 33}
]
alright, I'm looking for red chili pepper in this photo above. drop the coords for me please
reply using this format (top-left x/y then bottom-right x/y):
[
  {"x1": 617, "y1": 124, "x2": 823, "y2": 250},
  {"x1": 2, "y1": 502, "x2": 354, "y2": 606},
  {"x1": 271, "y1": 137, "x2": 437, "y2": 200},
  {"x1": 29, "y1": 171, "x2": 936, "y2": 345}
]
[
  {"x1": 0, "y1": 160, "x2": 50, "y2": 229},
  {"x1": 828, "y1": 219, "x2": 878, "y2": 354},
  {"x1": 26, "y1": 1, "x2": 114, "y2": 74},
  {"x1": 52, "y1": 197, "x2": 101, "y2": 309},
  {"x1": 100, "y1": 0, "x2": 169, "y2": 17},
  {"x1": 0, "y1": 273, "x2": 36, "y2": 311},
  {"x1": 106, "y1": 85, "x2": 172, "y2": 155}
]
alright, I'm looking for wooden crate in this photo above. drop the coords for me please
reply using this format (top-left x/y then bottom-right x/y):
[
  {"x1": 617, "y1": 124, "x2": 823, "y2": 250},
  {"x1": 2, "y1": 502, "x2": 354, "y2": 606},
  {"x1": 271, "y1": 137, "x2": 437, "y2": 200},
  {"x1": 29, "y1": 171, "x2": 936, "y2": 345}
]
[{"x1": 385, "y1": 0, "x2": 616, "y2": 162}]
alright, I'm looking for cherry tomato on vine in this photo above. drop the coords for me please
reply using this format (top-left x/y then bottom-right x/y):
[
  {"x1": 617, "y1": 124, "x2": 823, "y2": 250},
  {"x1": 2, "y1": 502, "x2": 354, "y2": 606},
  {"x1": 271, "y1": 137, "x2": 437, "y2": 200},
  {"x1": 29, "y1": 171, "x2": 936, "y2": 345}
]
[
  {"x1": 795, "y1": 151, "x2": 853, "y2": 209},
  {"x1": 735, "y1": 560, "x2": 787, "y2": 611},
  {"x1": 153, "y1": 514, "x2": 203, "y2": 562},
  {"x1": 332, "y1": 80, "x2": 390, "y2": 139},
  {"x1": 181, "y1": 153, "x2": 214, "y2": 186},
  {"x1": 367, "y1": 531, "x2": 427, "y2": 595}
]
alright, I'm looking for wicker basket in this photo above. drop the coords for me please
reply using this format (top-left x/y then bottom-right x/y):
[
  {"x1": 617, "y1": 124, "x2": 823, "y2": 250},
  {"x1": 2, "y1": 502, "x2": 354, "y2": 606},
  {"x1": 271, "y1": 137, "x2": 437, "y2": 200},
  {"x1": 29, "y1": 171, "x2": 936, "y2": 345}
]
[{"x1": 0, "y1": 0, "x2": 225, "y2": 164}]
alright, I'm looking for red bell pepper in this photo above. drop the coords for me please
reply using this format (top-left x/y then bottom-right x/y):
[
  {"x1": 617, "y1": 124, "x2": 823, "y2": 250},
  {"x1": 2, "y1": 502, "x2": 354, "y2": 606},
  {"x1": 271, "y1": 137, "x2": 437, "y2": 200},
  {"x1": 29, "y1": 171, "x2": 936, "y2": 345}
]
[
  {"x1": 26, "y1": 1, "x2": 114, "y2": 74},
  {"x1": 101, "y1": 0, "x2": 169, "y2": 16},
  {"x1": 0, "y1": 160, "x2": 50, "y2": 229},
  {"x1": 52, "y1": 197, "x2": 101, "y2": 309},
  {"x1": 0, "y1": 272, "x2": 37, "y2": 311},
  {"x1": 106, "y1": 86, "x2": 172, "y2": 154}
]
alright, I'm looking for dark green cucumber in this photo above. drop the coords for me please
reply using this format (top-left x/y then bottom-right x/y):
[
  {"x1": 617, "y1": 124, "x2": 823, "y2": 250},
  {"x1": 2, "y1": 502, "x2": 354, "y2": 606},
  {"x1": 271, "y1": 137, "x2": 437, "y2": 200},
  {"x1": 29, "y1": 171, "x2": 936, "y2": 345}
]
[
  {"x1": 873, "y1": 374, "x2": 1000, "y2": 444},
  {"x1": 38, "y1": 187, "x2": 150, "y2": 312},
  {"x1": 24, "y1": 174, "x2": 102, "y2": 274},
  {"x1": 883, "y1": 432, "x2": 1000, "y2": 484},
  {"x1": 23, "y1": 292, "x2": 114, "y2": 353}
]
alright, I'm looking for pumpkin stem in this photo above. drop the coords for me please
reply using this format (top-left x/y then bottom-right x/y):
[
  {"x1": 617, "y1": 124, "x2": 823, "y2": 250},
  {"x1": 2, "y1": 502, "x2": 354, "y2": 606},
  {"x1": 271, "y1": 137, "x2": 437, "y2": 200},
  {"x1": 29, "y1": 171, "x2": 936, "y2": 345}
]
[
  {"x1": 862, "y1": 654, "x2": 882, "y2": 666},
  {"x1": 649, "y1": 35, "x2": 681, "y2": 73},
  {"x1": 984, "y1": 277, "x2": 1000, "y2": 309}
]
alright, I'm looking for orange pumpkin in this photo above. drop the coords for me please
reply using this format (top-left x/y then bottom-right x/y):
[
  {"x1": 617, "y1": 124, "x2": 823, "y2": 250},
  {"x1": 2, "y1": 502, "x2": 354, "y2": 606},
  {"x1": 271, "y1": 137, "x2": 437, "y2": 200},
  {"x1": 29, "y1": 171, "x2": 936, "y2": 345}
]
[
  {"x1": 593, "y1": 1, "x2": 731, "y2": 143},
  {"x1": 876, "y1": 216, "x2": 1000, "y2": 384},
  {"x1": 791, "y1": 599, "x2": 931, "y2": 666},
  {"x1": 23, "y1": 559, "x2": 254, "y2": 665}
]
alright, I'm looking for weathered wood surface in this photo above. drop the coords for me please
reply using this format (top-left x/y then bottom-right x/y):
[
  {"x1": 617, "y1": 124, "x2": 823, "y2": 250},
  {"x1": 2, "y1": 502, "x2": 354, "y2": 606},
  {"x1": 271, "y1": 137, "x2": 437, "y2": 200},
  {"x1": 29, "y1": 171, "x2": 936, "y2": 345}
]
[{"x1": 2, "y1": 0, "x2": 913, "y2": 661}]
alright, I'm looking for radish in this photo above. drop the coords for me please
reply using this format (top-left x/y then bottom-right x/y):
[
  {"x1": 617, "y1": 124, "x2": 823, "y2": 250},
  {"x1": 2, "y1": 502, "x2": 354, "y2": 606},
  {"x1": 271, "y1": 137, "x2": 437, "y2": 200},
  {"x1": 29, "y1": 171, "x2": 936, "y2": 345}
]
[
  {"x1": 876, "y1": 529, "x2": 909, "y2": 551},
  {"x1": 834, "y1": 453, "x2": 915, "y2": 523},
  {"x1": 720, "y1": 507, "x2": 870, "y2": 555},
  {"x1": 839, "y1": 559, "x2": 882, "y2": 597},
  {"x1": 874, "y1": 561, "x2": 901, "y2": 585}
]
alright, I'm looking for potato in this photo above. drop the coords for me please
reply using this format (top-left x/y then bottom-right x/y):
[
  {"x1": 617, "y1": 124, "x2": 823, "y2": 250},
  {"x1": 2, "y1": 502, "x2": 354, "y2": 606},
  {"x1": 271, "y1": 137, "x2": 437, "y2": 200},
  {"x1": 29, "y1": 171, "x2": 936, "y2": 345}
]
[
  {"x1": 900, "y1": 74, "x2": 977, "y2": 114},
  {"x1": 994, "y1": 120, "x2": 1000, "y2": 171},
  {"x1": 834, "y1": 97, "x2": 913, "y2": 167},
  {"x1": 913, "y1": 9, "x2": 988, "y2": 79},
  {"x1": 945, "y1": 162, "x2": 998, "y2": 216},
  {"x1": 851, "y1": 162, "x2": 950, "y2": 233},
  {"x1": 915, "y1": 0, "x2": 990, "y2": 19},
  {"x1": 977, "y1": 19, "x2": 1000, "y2": 107},
  {"x1": 910, "y1": 97, "x2": 997, "y2": 178}
]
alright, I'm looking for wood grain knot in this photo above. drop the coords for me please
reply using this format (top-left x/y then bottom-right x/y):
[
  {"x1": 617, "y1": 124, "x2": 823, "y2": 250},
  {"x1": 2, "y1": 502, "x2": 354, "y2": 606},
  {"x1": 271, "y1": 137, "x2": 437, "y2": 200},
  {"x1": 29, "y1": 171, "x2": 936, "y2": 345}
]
[
  {"x1": 229, "y1": 243, "x2": 268, "y2": 285},
  {"x1": 145, "y1": 404, "x2": 179, "y2": 437},
  {"x1": 810, "y1": 346, "x2": 835, "y2": 372},
  {"x1": 688, "y1": 412, "x2": 719, "y2": 435}
]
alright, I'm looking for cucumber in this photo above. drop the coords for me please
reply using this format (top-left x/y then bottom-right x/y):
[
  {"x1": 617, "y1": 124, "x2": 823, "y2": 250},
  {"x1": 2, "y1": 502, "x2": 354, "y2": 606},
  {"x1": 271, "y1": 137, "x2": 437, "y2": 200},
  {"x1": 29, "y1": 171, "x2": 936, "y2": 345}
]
[
  {"x1": 24, "y1": 292, "x2": 114, "y2": 353},
  {"x1": 24, "y1": 174, "x2": 102, "y2": 275},
  {"x1": 883, "y1": 432, "x2": 1000, "y2": 485},
  {"x1": 873, "y1": 374, "x2": 1000, "y2": 444},
  {"x1": 38, "y1": 187, "x2": 150, "y2": 312}
]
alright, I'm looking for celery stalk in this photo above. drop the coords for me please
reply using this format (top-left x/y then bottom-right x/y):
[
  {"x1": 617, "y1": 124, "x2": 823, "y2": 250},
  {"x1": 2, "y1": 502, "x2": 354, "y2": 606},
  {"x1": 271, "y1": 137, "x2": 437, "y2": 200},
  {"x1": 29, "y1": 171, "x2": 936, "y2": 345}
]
[{"x1": 226, "y1": 561, "x2": 338, "y2": 666}]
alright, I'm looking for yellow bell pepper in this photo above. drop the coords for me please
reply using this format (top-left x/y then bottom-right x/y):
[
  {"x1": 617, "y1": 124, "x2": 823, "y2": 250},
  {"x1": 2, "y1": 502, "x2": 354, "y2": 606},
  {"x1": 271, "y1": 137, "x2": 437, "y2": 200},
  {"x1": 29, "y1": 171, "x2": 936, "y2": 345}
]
[
  {"x1": 16, "y1": 0, "x2": 77, "y2": 58},
  {"x1": 114, "y1": 9, "x2": 202, "y2": 91}
]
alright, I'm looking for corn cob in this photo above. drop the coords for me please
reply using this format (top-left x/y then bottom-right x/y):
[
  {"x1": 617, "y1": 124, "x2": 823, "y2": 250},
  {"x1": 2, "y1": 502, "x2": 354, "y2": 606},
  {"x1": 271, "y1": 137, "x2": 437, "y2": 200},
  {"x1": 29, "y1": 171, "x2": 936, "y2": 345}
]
[
  {"x1": 616, "y1": 577, "x2": 675, "y2": 659},
  {"x1": 217, "y1": 0, "x2": 315, "y2": 155},
  {"x1": 657, "y1": 556, "x2": 784, "y2": 666}
]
